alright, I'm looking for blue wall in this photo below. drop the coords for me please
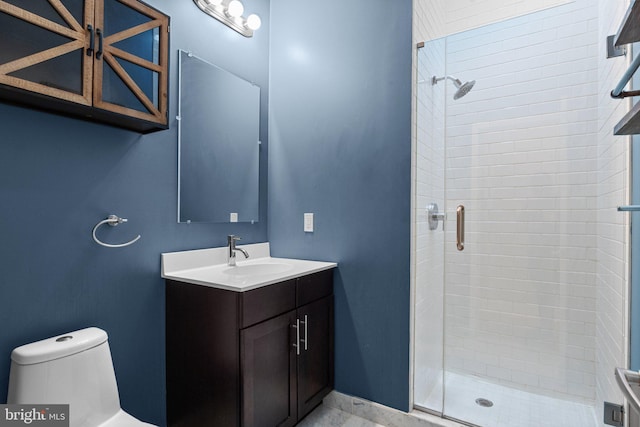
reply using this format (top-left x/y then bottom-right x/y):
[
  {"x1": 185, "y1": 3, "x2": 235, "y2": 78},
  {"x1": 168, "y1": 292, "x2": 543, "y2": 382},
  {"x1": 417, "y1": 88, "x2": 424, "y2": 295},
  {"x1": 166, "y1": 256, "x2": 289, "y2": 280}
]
[
  {"x1": 0, "y1": 0, "x2": 414, "y2": 421},
  {"x1": 269, "y1": 0, "x2": 413, "y2": 412},
  {"x1": 0, "y1": 0, "x2": 269, "y2": 424}
]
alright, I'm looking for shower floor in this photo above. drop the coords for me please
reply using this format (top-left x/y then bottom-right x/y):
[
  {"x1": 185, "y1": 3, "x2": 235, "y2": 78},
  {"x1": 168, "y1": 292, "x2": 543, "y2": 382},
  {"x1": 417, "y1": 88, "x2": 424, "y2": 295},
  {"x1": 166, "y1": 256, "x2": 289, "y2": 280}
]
[{"x1": 425, "y1": 372, "x2": 597, "y2": 427}]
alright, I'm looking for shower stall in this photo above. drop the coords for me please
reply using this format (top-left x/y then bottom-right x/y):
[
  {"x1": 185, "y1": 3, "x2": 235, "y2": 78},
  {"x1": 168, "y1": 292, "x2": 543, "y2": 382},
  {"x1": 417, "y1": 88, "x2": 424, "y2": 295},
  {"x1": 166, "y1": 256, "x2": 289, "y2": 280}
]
[{"x1": 413, "y1": 1, "x2": 611, "y2": 426}]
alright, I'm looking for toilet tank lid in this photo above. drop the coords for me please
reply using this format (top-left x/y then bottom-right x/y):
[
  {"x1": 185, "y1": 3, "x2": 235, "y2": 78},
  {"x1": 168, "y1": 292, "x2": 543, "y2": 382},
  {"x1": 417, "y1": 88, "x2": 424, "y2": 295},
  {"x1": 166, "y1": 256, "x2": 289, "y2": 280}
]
[{"x1": 11, "y1": 327, "x2": 108, "y2": 365}]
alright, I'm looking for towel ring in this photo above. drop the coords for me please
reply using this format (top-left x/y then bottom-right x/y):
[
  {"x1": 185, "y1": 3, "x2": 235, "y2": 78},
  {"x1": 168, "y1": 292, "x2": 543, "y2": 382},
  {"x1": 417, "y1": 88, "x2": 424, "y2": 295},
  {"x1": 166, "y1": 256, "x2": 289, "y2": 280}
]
[{"x1": 92, "y1": 215, "x2": 141, "y2": 248}]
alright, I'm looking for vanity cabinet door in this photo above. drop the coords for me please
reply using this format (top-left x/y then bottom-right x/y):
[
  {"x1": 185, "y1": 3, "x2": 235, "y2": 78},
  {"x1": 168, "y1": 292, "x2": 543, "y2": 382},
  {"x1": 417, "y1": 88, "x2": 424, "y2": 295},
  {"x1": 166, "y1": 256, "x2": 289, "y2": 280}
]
[
  {"x1": 0, "y1": 0, "x2": 168, "y2": 132},
  {"x1": 241, "y1": 310, "x2": 298, "y2": 427},
  {"x1": 93, "y1": 0, "x2": 168, "y2": 126},
  {"x1": 0, "y1": 0, "x2": 95, "y2": 105},
  {"x1": 296, "y1": 296, "x2": 334, "y2": 419}
]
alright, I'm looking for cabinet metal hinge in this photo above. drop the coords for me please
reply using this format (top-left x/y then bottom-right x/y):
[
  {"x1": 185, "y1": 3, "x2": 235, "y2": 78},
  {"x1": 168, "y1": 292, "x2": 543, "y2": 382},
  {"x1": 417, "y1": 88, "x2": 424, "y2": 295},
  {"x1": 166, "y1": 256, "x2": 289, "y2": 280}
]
[{"x1": 604, "y1": 402, "x2": 624, "y2": 427}]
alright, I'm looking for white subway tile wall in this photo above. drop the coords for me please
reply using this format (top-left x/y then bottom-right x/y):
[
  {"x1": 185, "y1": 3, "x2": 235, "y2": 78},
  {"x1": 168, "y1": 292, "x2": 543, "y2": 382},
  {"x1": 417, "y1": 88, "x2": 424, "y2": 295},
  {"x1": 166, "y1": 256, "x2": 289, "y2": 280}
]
[
  {"x1": 443, "y1": 0, "x2": 600, "y2": 402},
  {"x1": 595, "y1": 0, "x2": 629, "y2": 422},
  {"x1": 413, "y1": 0, "x2": 446, "y2": 43},
  {"x1": 444, "y1": 0, "x2": 574, "y2": 39},
  {"x1": 412, "y1": 0, "x2": 629, "y2": 421}
]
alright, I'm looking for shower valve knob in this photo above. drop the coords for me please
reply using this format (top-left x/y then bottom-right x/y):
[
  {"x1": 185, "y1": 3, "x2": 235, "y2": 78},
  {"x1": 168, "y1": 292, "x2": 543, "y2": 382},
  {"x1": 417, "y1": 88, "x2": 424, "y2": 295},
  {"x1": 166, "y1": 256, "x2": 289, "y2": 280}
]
[{"x1": 427, "y1": 203, "x2": 445, "y2": 230}]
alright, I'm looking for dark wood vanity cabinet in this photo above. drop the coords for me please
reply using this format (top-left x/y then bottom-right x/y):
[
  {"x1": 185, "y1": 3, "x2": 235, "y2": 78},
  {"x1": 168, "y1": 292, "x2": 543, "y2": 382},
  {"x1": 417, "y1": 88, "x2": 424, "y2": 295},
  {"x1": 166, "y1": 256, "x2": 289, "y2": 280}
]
[
  {"x1": 166, "y1": 269, "x2": 335, "y2": 427},
  {"x1": 0, "y1": 0, "x2": 169, "y2": 133},
  {"x1": 295, "y1": 295, "x2": 334, "y2": 418}
]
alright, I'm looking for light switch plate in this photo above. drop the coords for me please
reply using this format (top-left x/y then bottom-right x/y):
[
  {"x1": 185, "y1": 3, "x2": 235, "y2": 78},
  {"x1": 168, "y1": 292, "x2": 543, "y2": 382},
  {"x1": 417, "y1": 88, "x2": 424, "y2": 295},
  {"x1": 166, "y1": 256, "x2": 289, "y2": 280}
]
[
  {"x1": 230, "y1": 213, "x2": 238, "y2": 223},
  {"x1": 304, "y1": 213, "x2": 314, "y2": 232}
]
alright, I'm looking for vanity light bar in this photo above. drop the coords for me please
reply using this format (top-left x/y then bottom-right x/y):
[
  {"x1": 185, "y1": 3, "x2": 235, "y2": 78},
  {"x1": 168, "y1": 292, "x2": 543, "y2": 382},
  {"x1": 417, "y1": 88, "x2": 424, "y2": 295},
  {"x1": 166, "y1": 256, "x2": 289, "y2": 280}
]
[{"x1": 193, "y1": 0, "x2": 262, "y2": 38}]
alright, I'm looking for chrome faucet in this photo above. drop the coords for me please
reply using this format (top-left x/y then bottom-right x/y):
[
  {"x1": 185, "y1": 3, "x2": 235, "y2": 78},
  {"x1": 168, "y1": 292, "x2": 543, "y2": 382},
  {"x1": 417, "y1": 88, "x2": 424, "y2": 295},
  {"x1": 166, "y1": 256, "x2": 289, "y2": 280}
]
[{"x1": 227, "y1": 235, "x2": 249, "y2": 266}]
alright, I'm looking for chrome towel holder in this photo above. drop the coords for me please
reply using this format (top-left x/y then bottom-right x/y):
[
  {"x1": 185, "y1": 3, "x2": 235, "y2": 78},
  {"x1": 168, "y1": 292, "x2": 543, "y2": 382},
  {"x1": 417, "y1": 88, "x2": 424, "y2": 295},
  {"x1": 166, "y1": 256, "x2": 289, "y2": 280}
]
[{"x1": 92, "y1": 214, "x2": 141, "y2": 248}]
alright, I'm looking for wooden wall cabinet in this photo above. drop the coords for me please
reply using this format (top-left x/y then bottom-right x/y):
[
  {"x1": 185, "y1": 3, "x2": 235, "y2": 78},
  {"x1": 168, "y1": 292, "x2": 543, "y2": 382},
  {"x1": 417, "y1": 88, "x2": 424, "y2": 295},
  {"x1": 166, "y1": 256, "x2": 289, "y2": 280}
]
[
  {"x1": 0, "y1": 0, "x2": 169, "y2": 133},
  {"x1": 166, "y1": 269, "x2": 335, "y2": 427}
]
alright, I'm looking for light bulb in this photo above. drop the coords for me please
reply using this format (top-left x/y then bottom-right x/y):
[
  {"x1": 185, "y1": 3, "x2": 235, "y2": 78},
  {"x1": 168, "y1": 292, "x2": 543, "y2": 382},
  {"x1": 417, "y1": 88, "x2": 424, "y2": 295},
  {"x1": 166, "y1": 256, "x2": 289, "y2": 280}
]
[
  {"x1": 246, "y1": 14, "x2": 261, "y2": 30},
  {"x1": 227, "y1": 0, "x2": 244, "y2": 17}
]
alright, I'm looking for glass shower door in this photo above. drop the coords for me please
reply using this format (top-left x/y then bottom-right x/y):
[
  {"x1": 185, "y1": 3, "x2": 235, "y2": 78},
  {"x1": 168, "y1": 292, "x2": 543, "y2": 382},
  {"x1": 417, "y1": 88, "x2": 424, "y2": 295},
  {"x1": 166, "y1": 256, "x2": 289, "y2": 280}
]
[{"x1": 415, "y1": 3, "x2": 599, "y2": 426}]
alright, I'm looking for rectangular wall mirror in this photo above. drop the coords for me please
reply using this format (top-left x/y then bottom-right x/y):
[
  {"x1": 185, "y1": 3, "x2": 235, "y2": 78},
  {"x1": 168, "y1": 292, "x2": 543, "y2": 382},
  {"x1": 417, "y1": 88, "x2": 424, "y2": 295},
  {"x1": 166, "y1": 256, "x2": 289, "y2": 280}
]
[{"x1": 178, "y1": 50, "x2": 260, "y2": 223}]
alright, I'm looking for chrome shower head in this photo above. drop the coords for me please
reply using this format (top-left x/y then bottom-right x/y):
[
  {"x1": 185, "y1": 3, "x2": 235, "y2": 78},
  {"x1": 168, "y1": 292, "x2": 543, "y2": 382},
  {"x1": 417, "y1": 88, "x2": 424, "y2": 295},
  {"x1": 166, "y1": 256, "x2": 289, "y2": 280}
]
[
  {"x1": 432, "y1": 75, "x2": 476, "y2": 100},
  {"x1": 453, "y1": 79, "x2": 475, "y2": 100}
]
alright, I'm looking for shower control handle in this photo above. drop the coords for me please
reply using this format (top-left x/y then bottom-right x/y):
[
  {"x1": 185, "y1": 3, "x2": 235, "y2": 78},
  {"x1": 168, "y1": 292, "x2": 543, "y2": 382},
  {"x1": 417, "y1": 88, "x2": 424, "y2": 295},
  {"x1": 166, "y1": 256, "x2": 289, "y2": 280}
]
[{"x1": 427, "y1": 203, "x2": 445, "y2": 231}]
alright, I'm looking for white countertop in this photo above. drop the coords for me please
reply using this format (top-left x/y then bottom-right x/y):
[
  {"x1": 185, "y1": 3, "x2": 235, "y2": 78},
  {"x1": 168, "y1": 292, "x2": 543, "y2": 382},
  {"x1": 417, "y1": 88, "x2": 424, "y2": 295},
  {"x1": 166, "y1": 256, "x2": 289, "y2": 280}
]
[{"x1": 161, "y1": 243, "x2": 337, "y2": 292}]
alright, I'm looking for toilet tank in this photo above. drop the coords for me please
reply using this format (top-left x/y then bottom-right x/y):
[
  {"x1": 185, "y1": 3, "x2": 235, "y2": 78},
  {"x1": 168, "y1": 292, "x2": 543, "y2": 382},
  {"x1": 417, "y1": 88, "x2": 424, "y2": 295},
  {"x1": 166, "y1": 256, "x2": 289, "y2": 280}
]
[{"x1": 7, "y1": 327, "x2": 121, "y2": 427}]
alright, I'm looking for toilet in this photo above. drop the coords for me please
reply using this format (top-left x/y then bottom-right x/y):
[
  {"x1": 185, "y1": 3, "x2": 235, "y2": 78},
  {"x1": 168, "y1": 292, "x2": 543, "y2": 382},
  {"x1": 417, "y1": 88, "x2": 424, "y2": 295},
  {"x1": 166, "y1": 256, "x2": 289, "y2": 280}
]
[{"x1": 7, "y1": 327, "x2": 156, "y2": 427}]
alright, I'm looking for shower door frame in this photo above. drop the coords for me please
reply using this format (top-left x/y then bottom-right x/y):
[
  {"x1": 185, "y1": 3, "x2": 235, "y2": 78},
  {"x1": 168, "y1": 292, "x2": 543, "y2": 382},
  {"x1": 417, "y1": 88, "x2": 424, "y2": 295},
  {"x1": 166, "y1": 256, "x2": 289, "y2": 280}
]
[{"x1": 412, "y1": 40, "x2": 447, "y2": 418}]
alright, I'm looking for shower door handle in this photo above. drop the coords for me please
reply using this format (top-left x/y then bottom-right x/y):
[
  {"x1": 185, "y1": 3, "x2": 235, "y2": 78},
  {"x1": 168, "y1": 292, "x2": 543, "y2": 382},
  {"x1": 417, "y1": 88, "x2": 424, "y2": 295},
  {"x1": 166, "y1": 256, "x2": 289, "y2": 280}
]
[{"x1": 456, "y1": 205, "x2": 465, "y2": 251}]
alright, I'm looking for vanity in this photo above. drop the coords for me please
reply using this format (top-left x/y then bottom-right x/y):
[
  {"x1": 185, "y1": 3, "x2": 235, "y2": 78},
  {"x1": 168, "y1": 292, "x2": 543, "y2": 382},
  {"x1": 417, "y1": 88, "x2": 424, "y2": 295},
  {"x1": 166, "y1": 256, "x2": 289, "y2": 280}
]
[{"x1": 162, "y1": 243, "x2": 337, "y2": 427}]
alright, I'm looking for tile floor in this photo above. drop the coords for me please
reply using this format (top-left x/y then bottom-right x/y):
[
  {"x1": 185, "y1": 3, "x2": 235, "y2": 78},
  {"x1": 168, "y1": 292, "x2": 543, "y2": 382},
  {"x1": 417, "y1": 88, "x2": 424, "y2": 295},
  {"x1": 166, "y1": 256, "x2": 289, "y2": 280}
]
[
  {"x1": 298, "y1": 405, "x2": 385, "y2": 427},
  {"x1": 303, "y1": 391, "x2": 465, "y2": 427}
]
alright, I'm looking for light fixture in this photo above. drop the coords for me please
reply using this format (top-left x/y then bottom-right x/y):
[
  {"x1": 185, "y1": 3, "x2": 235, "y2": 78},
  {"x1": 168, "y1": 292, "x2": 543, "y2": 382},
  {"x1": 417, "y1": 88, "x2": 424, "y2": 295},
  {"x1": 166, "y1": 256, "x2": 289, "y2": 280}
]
[
  {"x1": 245, "y1": 14, "x2": 261, "y2": 31},
  {"x1": 193, "y1": 0, "x2": 261, "y2": 38},
  {"x1": 226, "y1": 0, "x2": 244, "y2": 17}
]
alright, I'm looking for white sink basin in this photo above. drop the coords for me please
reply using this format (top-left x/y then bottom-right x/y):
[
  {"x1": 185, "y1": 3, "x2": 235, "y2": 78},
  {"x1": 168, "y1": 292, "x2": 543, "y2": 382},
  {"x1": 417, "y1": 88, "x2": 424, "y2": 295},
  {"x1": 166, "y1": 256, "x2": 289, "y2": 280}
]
[
  {"x1": 221, "y1": 262, "x2": 293, "y2": 277},
  {"x1": 161, "y1": 243, "x2": 336, "y2": 292}
]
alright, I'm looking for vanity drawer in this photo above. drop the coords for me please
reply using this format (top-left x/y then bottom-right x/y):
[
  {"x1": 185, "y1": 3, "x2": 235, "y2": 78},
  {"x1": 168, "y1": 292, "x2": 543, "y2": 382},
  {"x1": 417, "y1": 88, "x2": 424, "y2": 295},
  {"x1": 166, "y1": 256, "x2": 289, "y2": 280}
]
[
  {"x1": 240, "y1": 279, "x2": 296, "y2": 328},
  {"x1": 297, "y1": 269, "x2": 333, "y2": 307}
]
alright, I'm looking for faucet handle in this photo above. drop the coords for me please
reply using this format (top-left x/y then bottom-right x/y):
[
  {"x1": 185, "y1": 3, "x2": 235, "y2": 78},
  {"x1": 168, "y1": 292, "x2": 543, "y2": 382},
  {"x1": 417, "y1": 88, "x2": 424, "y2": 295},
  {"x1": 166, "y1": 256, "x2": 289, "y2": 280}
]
[{"x1": 228, "y1": 234, "x2": 240, "y2": 243}]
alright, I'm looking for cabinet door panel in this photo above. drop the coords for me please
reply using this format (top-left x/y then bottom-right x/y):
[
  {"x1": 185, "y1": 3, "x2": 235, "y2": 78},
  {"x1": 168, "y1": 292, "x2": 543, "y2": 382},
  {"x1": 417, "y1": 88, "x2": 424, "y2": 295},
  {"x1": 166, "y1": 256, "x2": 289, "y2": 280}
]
[
  {"x1": 297, "y1": 296, "x2": 334, "y2": 419},
  {"x1": 102, "y1": 0, "x2": 149, "y2": 35},
  {"x1": 2, "y1": 0, "x2": 76, "y2": 27},
  {"x1": 102, "y1": 59, "x2": 151, "y2": 113},
  {"x1": 0, "y1": 0, "x2": 93, "y2": 105},
  {"x1": 9, "y1": 50, "x2": 84, "y2": 94},
  {"x1": 241, "y1": 311, "x2": 297, "y2": 427},
  {"x1": 93, "y1": 0, "x2": 167, "y2": 125},
  {"x1": 111, "y1": 27, "x2": 158, "y2": 63},
  {"x1": 166, "y1": 281, "x2": 241, "y2": 427}
]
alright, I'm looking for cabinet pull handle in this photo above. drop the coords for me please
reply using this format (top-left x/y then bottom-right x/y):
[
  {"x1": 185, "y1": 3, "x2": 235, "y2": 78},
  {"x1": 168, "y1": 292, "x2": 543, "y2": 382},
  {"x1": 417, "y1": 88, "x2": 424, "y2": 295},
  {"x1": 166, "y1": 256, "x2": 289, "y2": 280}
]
[
  {"x1": 96, "y1": 28, "x2": 103, "y2": 60},
  {"x1": 300, "y1": 315, "x2": 308, "y2": 351},
  {"x1": 292, "y1": 319, "x2": 300, "y2": 356},
  {"x1": 456, "y1": 205, "x2": 465, "y2": 251},
  {"x1": 87, "y1": 25, "x2": 94, "y2": 57}
]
